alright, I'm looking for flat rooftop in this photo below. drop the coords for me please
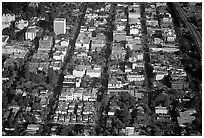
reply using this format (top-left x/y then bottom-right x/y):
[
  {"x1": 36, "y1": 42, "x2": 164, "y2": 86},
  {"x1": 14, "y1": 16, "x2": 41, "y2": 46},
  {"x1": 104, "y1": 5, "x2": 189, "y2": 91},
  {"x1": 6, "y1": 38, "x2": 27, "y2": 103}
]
[{"x1": 54, "y1": 18, "x2": 66, "y2": 21}]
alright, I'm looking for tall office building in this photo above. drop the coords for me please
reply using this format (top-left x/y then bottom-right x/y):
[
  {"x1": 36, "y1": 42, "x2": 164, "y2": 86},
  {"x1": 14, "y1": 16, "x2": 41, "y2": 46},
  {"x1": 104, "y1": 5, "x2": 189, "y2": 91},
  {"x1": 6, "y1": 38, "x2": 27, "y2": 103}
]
[{"x1": 54, "y1": 18, "x2": 66, "y2": 35}]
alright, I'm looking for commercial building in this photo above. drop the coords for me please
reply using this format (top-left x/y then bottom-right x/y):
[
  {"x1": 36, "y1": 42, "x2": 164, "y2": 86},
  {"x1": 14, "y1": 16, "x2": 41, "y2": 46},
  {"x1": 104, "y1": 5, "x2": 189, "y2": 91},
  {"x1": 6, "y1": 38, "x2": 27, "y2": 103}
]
[{"x1": 54, "y1": 18, "x2": 66, "y2": 35}]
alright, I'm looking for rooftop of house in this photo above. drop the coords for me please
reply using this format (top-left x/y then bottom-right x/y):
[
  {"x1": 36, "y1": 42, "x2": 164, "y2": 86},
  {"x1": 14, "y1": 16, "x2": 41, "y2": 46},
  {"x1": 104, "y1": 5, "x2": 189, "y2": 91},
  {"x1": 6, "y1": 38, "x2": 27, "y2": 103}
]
[
  {"x1": 40, "y1": 35, "x2": 53, "y2": 42},
  {"x1": 54, "y1": 18, "x2": 66, "y2": 21},
  {"x1": 74, "y1": 65, "x2": 92, "y2": 71}
]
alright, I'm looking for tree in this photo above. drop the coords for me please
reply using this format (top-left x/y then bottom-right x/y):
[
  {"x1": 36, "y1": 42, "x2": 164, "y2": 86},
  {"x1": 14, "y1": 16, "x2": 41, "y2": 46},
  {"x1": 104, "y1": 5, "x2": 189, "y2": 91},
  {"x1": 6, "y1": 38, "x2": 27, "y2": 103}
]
[
  {"x1": 81, "y1": 75, "x2": 91, "y2": 87},
  {"x1": 155, "y1": 92, "x2": 171, "y2": 107},
  {"x1": 32, "y1": 102, "x2": 41, "y2": 110},
  {"x1": 2, "y1": 27, "x2": 16, "y2": 40}
]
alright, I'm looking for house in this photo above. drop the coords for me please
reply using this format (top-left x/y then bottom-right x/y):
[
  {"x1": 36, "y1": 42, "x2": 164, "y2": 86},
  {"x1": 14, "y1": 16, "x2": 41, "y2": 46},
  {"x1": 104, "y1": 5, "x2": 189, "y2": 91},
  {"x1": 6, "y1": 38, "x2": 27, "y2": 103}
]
[
  {"x1": 111, "y1": 43, "x2": 126, "y2": 60},
  {"x1": 2, "y1": 35, "x2": 9, "y2": 46},
  {"x1": 155, "y1": 106, "x2": 168, "y2": 114},
  {"x1": 171, "y1": 80, "x2": 189, "y2": 90},
  {"x1": 59, "y1": 39, "x2": 69, "y2": 47},
  {"x1": 2, "y1": 46, "x2": 28, "y2": 55},
  {"x1": 130, "y1": 52, "x2": 143, "y2": 62},
  {"x1": 25, "y1": 27, "x2": 37, "y2": 40},
  {"x1": 8, "y1": 105, "x2": 20, "y2": 111},
  {"x1": 127, "y1": 74, "x2": 145, "y2": 82},
  {"x1": 38, "y1": 36, "x2": 53, "y2": 51},
  {"x1": 130, "y1": 27, "x2": 140, "y2": 35},
  {"x1": 108, "y1": 78, "x2": 123, "y2": 89},
  {"x1": 146, "y1": 19, "x2": 159, "y2": 27},
  {"x1": 73, "y1": 89, "x2": 85, "y2": 100},
  {"x1": 113, "y1": 30, "x2": 126, "y2": 42},
  {"x1": 155, "y1": 72, "x2": 168, "y2": 80},
  {"x1": 59, "y1": 88, "x2": 74, "y2": 101},
  {"x1": 63, "y1": 75, "x2": 76, "y2": 88},
  {"x1": 107, "y1": 89, "x2": 130, "y2": 96},
  {"x1": 125, "y1": 127, "x2": 135, "y2": 136},
  {"x1": 27, "y1": 124, "x2": 40, "y2": 132},
  {"x1": 86, "y1": 69, "x2": 101, "y2": 78},
  {"x1": 83, "y1": 107, "x2": 93, "y2": 115},
  {"x1": 53, "y1": 51, "x2": 65, "y2": 62},
  {"x1": 2, "y1": 13, "x2": 15, "y2": 24},
  {"x1": 15, "y1": 19, "x2": 28, "y2": 30},
  {"x1": 91, "y1": 39, "x2": 105, "y2": 52},
  {"x1": 132, "y1": 62, "x2": 144, "y2": 70},
  {"x1": 108, "y1": 109, "x2": 115, "y2": 116},
  {"x1": 73, "y1": 69, "x2": 86, "y2": 78},
  {"x1": 83, "y1": 92, "x2": 96, "y2": 101},
  {"x1": 129, "y1": 12, "x2": 140, "y2": 24}
]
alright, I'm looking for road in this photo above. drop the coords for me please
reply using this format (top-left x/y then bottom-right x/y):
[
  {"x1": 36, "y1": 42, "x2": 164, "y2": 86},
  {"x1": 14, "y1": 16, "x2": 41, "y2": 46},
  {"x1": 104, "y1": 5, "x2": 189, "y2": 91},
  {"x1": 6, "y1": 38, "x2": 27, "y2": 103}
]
[{"x1": 175, "y1": 3, "x2": 202, "y2": 57}]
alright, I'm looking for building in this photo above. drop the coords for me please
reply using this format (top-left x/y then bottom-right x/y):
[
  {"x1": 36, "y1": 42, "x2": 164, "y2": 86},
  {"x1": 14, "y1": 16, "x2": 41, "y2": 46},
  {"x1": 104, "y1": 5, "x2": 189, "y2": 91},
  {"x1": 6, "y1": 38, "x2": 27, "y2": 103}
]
[
  {"x1": 83, "y1": 92, "x2": 96, "y2": 101},
  {"x1": 54, "y1": 18, "x2": 66, "y2": 35},
  {"x1": 2, "y1": 46, "x2": 27, "y2": 55},
  {"x1": 2, "y1": 35, "x2": 9, "y2": 46},
  {"x1": 73, "y1": 89, "x2": 84, "y2": 100},
  {"x1": 111, "y1": 43, "x2": 126, "y2": 60},
  {"x1": 108, "y1": 78, "x2": 123, "y2": 89},
  {"x1": 107, "y1": 89, "x2": 130, "y2": 96},
  {"x1": 127, "y1": 74, "x2": 145, "y2": 82},
  {"x1": 27, "y1": 124, "x2": 40, "y2": 132},
  {"x1": 2, "y1": 14, "x2": 15, "y2": 24},
  {"x1": 15, "y1": 19, "x2": 29, "y2": 30},
  {"x1": 91, "y1": 39, "x2": 105, "y2": 52},
  {"x1": 171, "y1": 80, "x2": 189, "y2": 90},
  {"x1": 25, "y1": 27, "x2": 37, "y2": 40},
  {"x1": 38, "y1": 36, "x2": 53, "y2": 51},
  {"x1": 86, "y1": 69, "x2": 101, "y2": 78},
  {"x1": 63, "y1": 75, "x2": 76, "y2": 88}
]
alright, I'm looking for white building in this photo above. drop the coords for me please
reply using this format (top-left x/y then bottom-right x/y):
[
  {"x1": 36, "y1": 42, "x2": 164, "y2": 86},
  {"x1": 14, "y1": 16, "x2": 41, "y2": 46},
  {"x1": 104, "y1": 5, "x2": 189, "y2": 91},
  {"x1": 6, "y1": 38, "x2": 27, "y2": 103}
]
[
  {"x1": 15, "y1": 19, "x2": 28, "y2": 30},
  {"x1": 54, "y1": 18, "x2": 66, "y2": 35},
  {"x1": 73, "y1": 70, "x2": 86, "y2": 78},
  {"x1": 25, "y1": 27, "x2": 37, "y2": 40},
  {"x1": 127, "y1": 74, "x2": 145, "y2": 82},
  {"x1": 155, "y1": 106, "x2": 168, "y2": 114},
  {"x1": 2, "y1": 35, "x2": 9, "y2": 47},
  {"x1": 86, "y1": 70, "x2": 101, "y2": 78},
  {"x1": 2, "y1": 14, "x2": 15, "y2": 24},
  {"x1": 73, "y1": 91, "x2": 83, "y2": 100}
]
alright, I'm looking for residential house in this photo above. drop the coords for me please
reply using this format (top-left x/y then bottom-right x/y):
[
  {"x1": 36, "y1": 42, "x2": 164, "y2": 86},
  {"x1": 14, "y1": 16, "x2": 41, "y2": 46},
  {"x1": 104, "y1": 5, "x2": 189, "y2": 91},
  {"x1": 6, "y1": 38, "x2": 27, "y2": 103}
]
[
  {"x1": 73, "y1": 89, "x2": 85, "y2": 100},
  {"x1": 113, "y1": 30, "x2": 126, "y2": 42},
  {"x1": 108, "y1": 77, "x2": 123, "y2": 89},
  {"x1": 128, "y1": 11, "x2": 140, "y2": 24},
  {"x1": 83, "y1": 92, "x2": 96, "y2": 101},
  {"x1": 107, "y1": 89, "x2": 130, "y2": 96},
  {"x1": 15, "y1": 19, "x2": 28, "y2": 30},
  {"x1": 111, "y1": 43, "x2": 126, "y2": 60},
  {"x1": 63, "y1": 75, "x2": 76, "y2": 88},
  {"x1": 127, "y1": 74, "x2": 145, "y2": 82},
  {"x1": 91, "y1": 39, "x2": 105, "y2": 52},
  {"x1": 86, "y1": 69, "x2": 101, "y2": 78},
  {"x1": 2, "y1": 13, "x2": 15, "y2": 24},
  {"x1": 53, "y1": 51, "x2": 65, "y2": 62},
  {"x1": 25, "y1": 26, "x2": 37, "y2": 40},
  {"x1": 38, "y1": 36, "x2": 53, "y2": 51},
  {"x1": 171, "y1": 80, "x2": 189, "y2": 90},
  {"x1": 59, "y1": 39, "x2": 69, "y2": 47},
  {"x1": 73, "y1": 65, "x2": 91, "y2": 78},
  {"x1": 155, "y1": 106, "x2": 171, "y2": 123},
  {"x1": 27, "y1": 124, "x2": 40, "y2": 132},
  {"x1": 132, "y1": 62, "x2": 144, "y2": 70}
]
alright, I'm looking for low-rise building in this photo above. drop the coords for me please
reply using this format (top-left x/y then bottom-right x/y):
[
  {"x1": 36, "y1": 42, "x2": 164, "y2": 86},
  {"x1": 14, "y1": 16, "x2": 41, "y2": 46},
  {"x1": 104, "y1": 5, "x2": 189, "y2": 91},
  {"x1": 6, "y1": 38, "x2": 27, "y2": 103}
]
[{"x1": 38, "y1": 36, "x2": 53, "y2": 51}]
